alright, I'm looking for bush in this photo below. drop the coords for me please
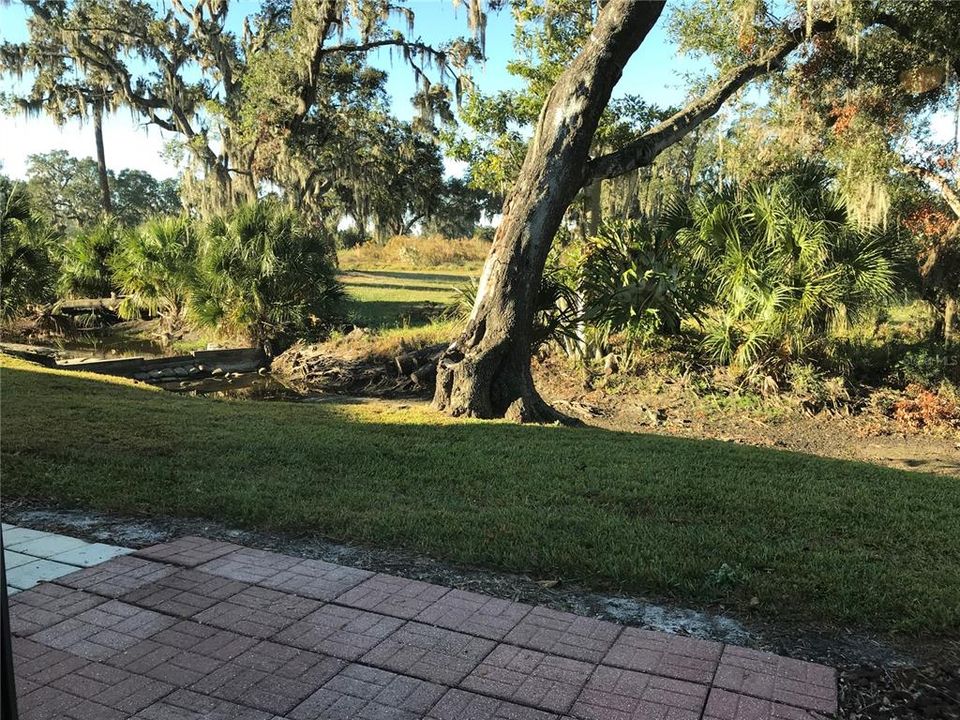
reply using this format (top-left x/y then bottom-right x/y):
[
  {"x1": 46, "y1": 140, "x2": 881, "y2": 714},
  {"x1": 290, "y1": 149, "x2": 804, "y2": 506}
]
[
  {"x1": 576, "y1": 219, "x2": 707, "y2": 335},
  {"x1": 677, "y1": 165, "x2": 909, "y2": 376},
  {"x1": 190, "y1": 201, "x2": 343, "y2": 348},
  {"x1": 896, "y1": 344, "x2": 960, "y2": 389},
  {"x1": 0, "y1": 181, "x2": 57, "y2": 319},
  {"x1": 335, "y1": 226, "x2": 367, "y2": 250},
  {"x1": 110, "y1": 216, "x2": 196, "y2": 337},
  {"x1": 57, "y1": 219, "x2": 121, "y2": 299},
  {"x1": 472, "y1": 225, "x2": 496, "y2": 244}
]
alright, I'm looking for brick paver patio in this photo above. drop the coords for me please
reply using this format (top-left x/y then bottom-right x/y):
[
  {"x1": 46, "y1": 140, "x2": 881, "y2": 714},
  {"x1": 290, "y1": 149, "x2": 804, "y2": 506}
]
[{"x1": 7, "y1": 533, "x2": 840, "y2": 719}]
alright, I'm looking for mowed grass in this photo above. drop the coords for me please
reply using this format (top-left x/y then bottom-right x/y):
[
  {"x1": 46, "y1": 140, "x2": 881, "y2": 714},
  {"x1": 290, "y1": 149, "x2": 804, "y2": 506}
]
[
  {"x1": 340, "y1": 268, "x2": 475, "y2": 327},
  {"x1": 3, "y1": 356, "x2": 959, "y2": 635}
]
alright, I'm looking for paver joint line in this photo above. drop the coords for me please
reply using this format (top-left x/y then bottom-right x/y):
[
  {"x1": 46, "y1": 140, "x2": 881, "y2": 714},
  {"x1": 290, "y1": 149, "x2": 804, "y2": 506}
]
[{"x1": 7, "y1": 530, "x2": 840, "y2": 720}]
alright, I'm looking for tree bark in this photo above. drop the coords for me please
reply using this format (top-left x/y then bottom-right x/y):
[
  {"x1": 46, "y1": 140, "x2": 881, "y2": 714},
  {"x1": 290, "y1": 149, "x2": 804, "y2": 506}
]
[
  {"x1": 433, "y1": 0, "x2": 667, "y2": 421},
  {"x1": 93, "y1": 104, "x2": 112, "y2": 214}
]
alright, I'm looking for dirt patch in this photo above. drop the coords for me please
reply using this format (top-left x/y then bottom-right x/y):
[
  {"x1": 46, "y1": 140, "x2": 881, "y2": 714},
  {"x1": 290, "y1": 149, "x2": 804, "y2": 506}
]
[{"x1": 532, "y1": 356, "x2": 959, "y2": 477}]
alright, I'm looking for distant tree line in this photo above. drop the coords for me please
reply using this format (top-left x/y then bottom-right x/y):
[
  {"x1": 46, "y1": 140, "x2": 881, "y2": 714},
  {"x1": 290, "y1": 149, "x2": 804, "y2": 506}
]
[{"x1": 18, "y1": 151, "x2": 181, "y2": 231}]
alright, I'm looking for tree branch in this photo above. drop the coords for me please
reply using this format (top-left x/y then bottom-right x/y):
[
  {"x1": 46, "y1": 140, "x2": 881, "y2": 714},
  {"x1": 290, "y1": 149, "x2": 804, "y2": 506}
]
[
  {"x1": 906, "y1": 162, "x2": 960, "y2": 219},
  {"x1": 583, "y1": 18, "x2": 837, "y2": 185}
]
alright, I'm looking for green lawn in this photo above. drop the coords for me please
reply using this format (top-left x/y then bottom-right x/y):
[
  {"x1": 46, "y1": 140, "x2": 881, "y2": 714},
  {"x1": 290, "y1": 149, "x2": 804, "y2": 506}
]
[
  {"x1": 3, "y1": 355, "x2": 959, "y2": 635},
  {"x1": 340, "y1": 269, "x2": 474, "y2": 327}
]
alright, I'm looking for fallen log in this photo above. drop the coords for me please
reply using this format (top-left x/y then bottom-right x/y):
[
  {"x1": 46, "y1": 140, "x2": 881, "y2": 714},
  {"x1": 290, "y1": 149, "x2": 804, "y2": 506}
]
[{"x1": 53, "y1": 297, "x2": 122, "y2": 313}]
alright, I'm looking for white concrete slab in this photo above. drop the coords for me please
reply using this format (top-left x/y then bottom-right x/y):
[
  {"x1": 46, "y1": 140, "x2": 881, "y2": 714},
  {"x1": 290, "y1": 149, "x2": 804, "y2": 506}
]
[
  {"x1": 6, "y1": 558, "x2": 77, "y2": 590},
  {"x1": 7, "y1": 586, "x2": 21, "y2": 595},
  {"x1": 4, "y1": 550, "x2": 35, "y2": 569},
  {"x1": 2, "y1": 527, "x2": 50, "y2": 546},
  {"x1": 2, "y1": 523, "x2": 14, "y2": 531},
  {"x1": 8, "y1": 533, "x2": 87, "y2": 557},
  {"x1": 50, "y1": 543, "x2": 133, "y2": 568}
]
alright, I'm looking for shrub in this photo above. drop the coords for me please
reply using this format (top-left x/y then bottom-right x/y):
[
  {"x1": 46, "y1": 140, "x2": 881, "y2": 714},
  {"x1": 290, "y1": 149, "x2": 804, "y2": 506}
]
[
  {"x1": 0, "y1": 181, "x2": 57, "y2": 319},
  {"x1": 891, "y1": 384, "x2": 960, "y2": 431},
  {"x1": 57, "y1": 219, "x2": 121, "y2": 299},
  {"x1": 677, "y1": 165, "x2": 908, "y2": 376},
  {"x1": 896, "y1": 344, "x2": 960, "y2": 390},
  {"x1": 445, "y1": 264, "x2": 580, "y2": 351},
  {"x1": 577, "y1": 219, "x2": 707, "y2": 335},
  {"x1": 110, "y1": 216, "x2": 196, "y2": 337},
  {"x1": 190, "y1": 201, "x2": 343, "y2": 348}
]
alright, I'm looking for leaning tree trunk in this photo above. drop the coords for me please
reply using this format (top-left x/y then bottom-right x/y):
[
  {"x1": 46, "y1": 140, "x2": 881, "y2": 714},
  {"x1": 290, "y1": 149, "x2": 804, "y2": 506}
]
[
  {"x1": 433, "y1": 0, "x2": 666, "y2": 421},
  {"x1": 93, "y1": 104, "x2": 112, "y2": 214}
]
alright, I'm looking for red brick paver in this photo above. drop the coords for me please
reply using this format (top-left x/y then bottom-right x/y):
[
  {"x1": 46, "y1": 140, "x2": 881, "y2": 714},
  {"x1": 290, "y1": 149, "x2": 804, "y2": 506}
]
[
  {"x1": 135, "y1": 536, "x2": 241, "y2": 567},
  {"x1": 9, "y1": 535, "x2": 840, "y2": 720},
  {"x1": 260, "y1": 557, "x2": 373, "y2": 600},
  {"x1": 504, "y1": 606, "x2": 623, "y2": 664},
  {"x1": 131, "y1": 689, "x2": 272, "y2": 720},
  {"x1": 415, "y1": 588, "x2": 532, "y2": 640},
  {"x1": 12, "y1": 636, "x2": 88, "y2": 686},
  {"x1": 56, "y1": 555, "x2": 176, "y2": 597},
  {"x1": 288, "y1": 663, "x2": 446, "y2": 720},
  {"x1": 49, "y1": 661, "x2": 173, "y2": 714},
  {"x1": 274, "y1": 603, "x2": 405, "y2": 660},
  {"x1": 197, "y1": 547, "x2": 301, "y2": 583},
  {"x1": 29, "y1": 599, "x2": 175, "y2": 660},
  {"x1": 193, "y1": 585, "x2": 322, "y2": 638},
  {"x1": 102, "y1": 618, "x2": 260, "y2": 687},
  {"x1": 189, "y1": 640, "x2": 344, "y2": 715},
  {"x1": 571, "y1": 665, "x2": 709, "y2": 720},
  {"x1": 18, "y1": 684, "x2": 126, "y2": 720},
  {"x1": 712, "y1": 646, "x2": 837, "y2": 715},
  {"x1": 461, "y1": 643, "x2": 595, "y2": 714},
  {"x1": 336, "y1": 572, "x2": 451, "y2": 618},
  {"x1": 604, "y1": 627, "x2": 723, "y2": 685},
  {"x1": 428, "y1": 688, "x2": 560, "y2": 719},
  {"x1": 360, "y1": 621, "x2": 496, "y2": 685},
  {"x1": 9, "y1": 583, "x2": 106, "y2": 636},
  {"x1": 120, "y1": 568, "x2": 249, "y2": 617},
  {"x1": 703, "y1": 688, "x2": 828, "y2": 720}
]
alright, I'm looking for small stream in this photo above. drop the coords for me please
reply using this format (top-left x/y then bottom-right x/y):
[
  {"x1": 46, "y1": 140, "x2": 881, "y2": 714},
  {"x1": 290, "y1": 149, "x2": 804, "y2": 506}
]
[{"x1": 3, "y1": 330, "x2": 314, "y2": 401}]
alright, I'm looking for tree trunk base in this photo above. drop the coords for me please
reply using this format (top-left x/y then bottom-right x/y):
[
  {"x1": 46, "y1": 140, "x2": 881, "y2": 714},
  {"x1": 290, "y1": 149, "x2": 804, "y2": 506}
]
[{"x1": 433, "y1": 343, "x2": 579, "y2": 425}]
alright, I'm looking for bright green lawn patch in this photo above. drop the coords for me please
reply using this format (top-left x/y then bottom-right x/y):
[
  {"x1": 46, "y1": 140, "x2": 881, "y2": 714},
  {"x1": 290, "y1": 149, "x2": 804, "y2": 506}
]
[
  {"x1": 339, "y1": 269, "x2": 473, "y2": 327},
  {"x1": 2, "y1": 356, "x2": 958, "y2": 634}
]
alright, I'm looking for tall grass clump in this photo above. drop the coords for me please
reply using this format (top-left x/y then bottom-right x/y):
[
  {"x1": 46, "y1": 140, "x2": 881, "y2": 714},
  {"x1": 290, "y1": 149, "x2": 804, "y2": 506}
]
[{"x1": 339, "y1": 234, "x2": 490, "y2": 270}]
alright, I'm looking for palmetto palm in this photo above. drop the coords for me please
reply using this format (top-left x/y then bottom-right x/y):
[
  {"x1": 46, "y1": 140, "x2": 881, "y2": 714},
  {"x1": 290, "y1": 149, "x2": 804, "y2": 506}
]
[
  {"x1": 0, "y1": 181, "x2": 57, "y2": 319},
  {"x1": 674, "y1": 164, "x2": 906, "y2": 372},
  {"x1": 190, "y1": 201, "x2": 342, "y2": 347},
  {"x1": 57, "y1": 218, "x2": 121, "y2": 298},
  {"x1": 110, "y1": 216, "x2": 195, "y2": 335}
]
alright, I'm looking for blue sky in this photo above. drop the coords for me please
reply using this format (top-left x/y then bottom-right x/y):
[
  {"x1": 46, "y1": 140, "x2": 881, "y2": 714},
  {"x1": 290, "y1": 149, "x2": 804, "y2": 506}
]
[{"x1": 0, "y1": 0, "x2": 700, "y2": 180}]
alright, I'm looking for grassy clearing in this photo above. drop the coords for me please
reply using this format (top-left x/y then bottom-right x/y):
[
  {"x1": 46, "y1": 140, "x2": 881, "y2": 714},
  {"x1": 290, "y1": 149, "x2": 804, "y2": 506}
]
[
  {"x1": 340, "y1": 268, "x2": 475, "y2": 328},
  {"x1": 338, "y1": 235, "x2": 488, "y2": 272},
  {"x1": 3, "y1": 356, "x2": 959, "y2": 635}
]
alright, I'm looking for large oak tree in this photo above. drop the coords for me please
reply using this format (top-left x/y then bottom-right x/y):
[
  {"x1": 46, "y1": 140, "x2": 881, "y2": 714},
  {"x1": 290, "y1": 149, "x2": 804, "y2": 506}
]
[{"x1": 433, "y1": 0, "x2": 956, "y2": 420}]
